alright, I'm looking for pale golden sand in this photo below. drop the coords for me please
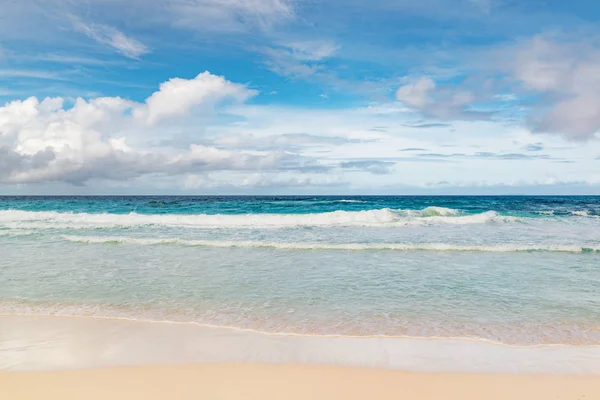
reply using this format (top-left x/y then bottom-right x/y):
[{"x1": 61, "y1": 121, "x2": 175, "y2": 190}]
[{"x1": 2, "y1": 363, "x2": 599, "y2": 400}]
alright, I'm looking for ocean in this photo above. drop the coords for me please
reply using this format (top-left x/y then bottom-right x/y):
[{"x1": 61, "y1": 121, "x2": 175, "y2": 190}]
[{"x1": 1, "y1": 195, "x2": 599, "y2": 347}]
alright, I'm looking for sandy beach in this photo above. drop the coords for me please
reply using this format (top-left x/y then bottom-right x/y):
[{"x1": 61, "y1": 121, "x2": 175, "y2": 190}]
[
  {"x1": 2, "y1": 316, "x2": 600, "y2": 400},
  {"x1": 2, "y1": 363, "x2": 599, "y2": 400}
]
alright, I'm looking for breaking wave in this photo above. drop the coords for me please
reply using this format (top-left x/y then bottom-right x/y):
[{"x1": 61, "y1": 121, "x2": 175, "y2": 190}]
[
  {"x1": 0, "y1": 208, "x2": 517, "y2": 229},
  {"x1": 0, "y1": 230, "x2": 35, "y2": 237},
  {"x1": 570, "y1": 210, "x2": 600, "y2": 217},
  {"x1": 60, "y1": 235, "x2": 600, "y2": 253}
]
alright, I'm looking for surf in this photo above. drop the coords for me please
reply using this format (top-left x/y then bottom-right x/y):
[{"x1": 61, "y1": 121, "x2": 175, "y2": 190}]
[
  {"x1": 59, "y1": 235, "x2": 600, "y2": 253},
  {"x1": 0, "y1": 208, "x2": 517, "y2": 229}
]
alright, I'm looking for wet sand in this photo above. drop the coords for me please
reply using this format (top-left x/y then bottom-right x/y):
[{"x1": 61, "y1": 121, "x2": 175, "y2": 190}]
[{"x1": 2, "y1": 315, "x2": 600, "y2": 399}]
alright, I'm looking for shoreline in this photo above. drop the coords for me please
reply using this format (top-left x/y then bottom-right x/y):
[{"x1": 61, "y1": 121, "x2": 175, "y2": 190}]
[
  {"x1": 2, "y1": 363, "x2": 600, "y2": 400},
  {"x1": 3, "y1": 315, "x2": 600, "y2": 374},
  {"x1": 2, "y1": 312, "x2": 600, "y2": 349}
]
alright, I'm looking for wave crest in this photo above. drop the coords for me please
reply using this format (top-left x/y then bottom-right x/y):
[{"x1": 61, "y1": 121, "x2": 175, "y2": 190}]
[
  {"x1": 407, "y1": 206, "x2": 461, "y2": 217},
  {"x1": 0, "y1": 208, "x2": 515, "y2": 229},
  {"x1": 60, "y1": 235, "x2": 600, "y2": 253}
]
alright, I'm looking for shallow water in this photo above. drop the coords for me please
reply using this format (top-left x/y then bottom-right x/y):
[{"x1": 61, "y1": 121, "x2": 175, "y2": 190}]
[{"x1": 1, "y1": 196, "x2": 599, "y2": 345}]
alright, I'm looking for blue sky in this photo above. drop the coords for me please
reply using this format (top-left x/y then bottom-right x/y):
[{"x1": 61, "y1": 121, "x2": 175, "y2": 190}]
[{"x1": 1, "y1": 0, "x2": 600, "y2": 194}]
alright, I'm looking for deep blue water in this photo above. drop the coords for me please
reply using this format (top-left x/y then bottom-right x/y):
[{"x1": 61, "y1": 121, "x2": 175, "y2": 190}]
[{"x1": 1, "y1": 195, "x2": 599, "y2": 216}]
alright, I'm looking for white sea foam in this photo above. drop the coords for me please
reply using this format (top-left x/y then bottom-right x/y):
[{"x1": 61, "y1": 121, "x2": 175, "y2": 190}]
[
  {"x1": 0, "y1": 208, "x2": 517, "y2": 230},
  {"x1": 538, "y1": 210, "x2": 555, "y2": 215},
  {"x1": 0, "y1": 229, "x2": 35, "y2": 237},
  {"x1": 571, "y1": 210, "x2": 591, "y2": 216},
  {"x1": 60, "y1": 235, "x2": 600, "y2": 253},
  {"x1": 407, "y1": 206, "x2": 461, "y2": 217}
]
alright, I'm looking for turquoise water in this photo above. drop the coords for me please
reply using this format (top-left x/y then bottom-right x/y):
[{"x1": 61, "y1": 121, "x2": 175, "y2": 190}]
[{"x1": 1, "y1": 196, "x2": 600, "y2": 345}]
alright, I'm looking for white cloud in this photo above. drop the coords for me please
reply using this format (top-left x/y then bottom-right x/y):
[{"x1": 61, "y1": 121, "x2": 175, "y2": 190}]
[
  {"x1": 395, "y1": 77, "x2": 482, "y2": 120},
  {"x1": 73, "y1": 19, "x2": 149, "y2": 59},
  {"x1": 392, "y1": 34, "x2": 600, "y2": 140},
  {"x1": 0, "y1": 69, "x2": 67, "y2": 80},
  {"x1": 1, "y1": 70, "x2": 600, "y2": 193},
  {"x1": 211, "y1": 133, "x2": 368, "y2": 150},
  {"x1": 262, "y1": 39, "x2": 338, "y2": 79},
  {"x1": 396, "y1": 77, "x2": 435, "y2": 108},
  {"x1": 282, "y1": 40, "x2": 339, "y2": 61},
  {"x1": 183, "y1": 172, "x2": 347, "y2": 190},
  {"x1": 340, "y1": 160, "x2": 396, "y2": 175},
  {"x1": 18, "y1": 53, "x2": 130, "y2": 66},
  {"x1": 505, "y1": 34, "x2": 600, "y2": 140},
  {"x1": 171, "y1": 0, "x2": 294, "y2": 32},
  {"x1": 259, "y1": 38, "x2": 390, "y2": 96},
  {"x1": 262, "y1": 49, "x2": 322, "y2": 78},
  {"x1": 0, "y1": 72, "x2": 314, "y2": 185},
  {"x1": 135, "y1": 71, "x2": 257, "y2": 125}
]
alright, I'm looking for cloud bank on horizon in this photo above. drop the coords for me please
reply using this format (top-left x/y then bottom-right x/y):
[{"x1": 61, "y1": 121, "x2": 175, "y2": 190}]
[{"x1": 1, "y1": 0, "x2": 600, "y2": 194}]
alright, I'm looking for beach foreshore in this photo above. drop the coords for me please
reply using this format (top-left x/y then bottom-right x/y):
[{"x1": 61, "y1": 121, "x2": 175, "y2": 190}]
[
  {"x1": 2, "y1": 315, "x2": 600, "y2": 399},
  {"x1": 2, "y1": 363, "x2": 600, "y2": 400},
  {"x1": 2, "y1": 315, "x2": 600, "y2": 374}
]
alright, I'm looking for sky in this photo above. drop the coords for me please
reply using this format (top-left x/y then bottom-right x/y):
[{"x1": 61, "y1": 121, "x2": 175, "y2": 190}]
[{"x1": 2, "y1": 0, "x2": 600, "y2": 195}]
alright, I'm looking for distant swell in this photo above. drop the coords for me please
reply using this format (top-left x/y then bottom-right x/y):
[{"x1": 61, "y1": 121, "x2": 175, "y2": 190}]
[
  {"x1": 0, "y1": 207, "x2": 517, "y2": 229},
  {"x1": 60, "y1": 235, "x2": 600, "y2": 253}
]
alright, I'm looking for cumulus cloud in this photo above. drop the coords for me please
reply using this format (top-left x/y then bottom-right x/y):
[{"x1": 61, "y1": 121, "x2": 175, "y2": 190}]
[
  {"x1": 505, "y1": 35, "x2": 600, "y2": 140},
  {"x1": 395, "y1": 77, "x2": 484, "y2": 120},
  {"x1": 1, "y1": 65, "x2": 597, "y2": 192},
  {"x1": 393, "y1": 34, "x2": 600, "y2": 140},
  {"x1": 73, "y1": 19, "x2": 149, "y2": 59},
  {"x1": 0, "y1": 72, "x2": 322, "y2": 185},
  {"x1": 396, "y1": 77, "x2": 435, "y2": 108},
  {"x1": 136, "y1": 71, "x2": 256, "y2": 125},
  {"x1": 0, "y1": 147, "x2": 57, "y2": 182}
]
